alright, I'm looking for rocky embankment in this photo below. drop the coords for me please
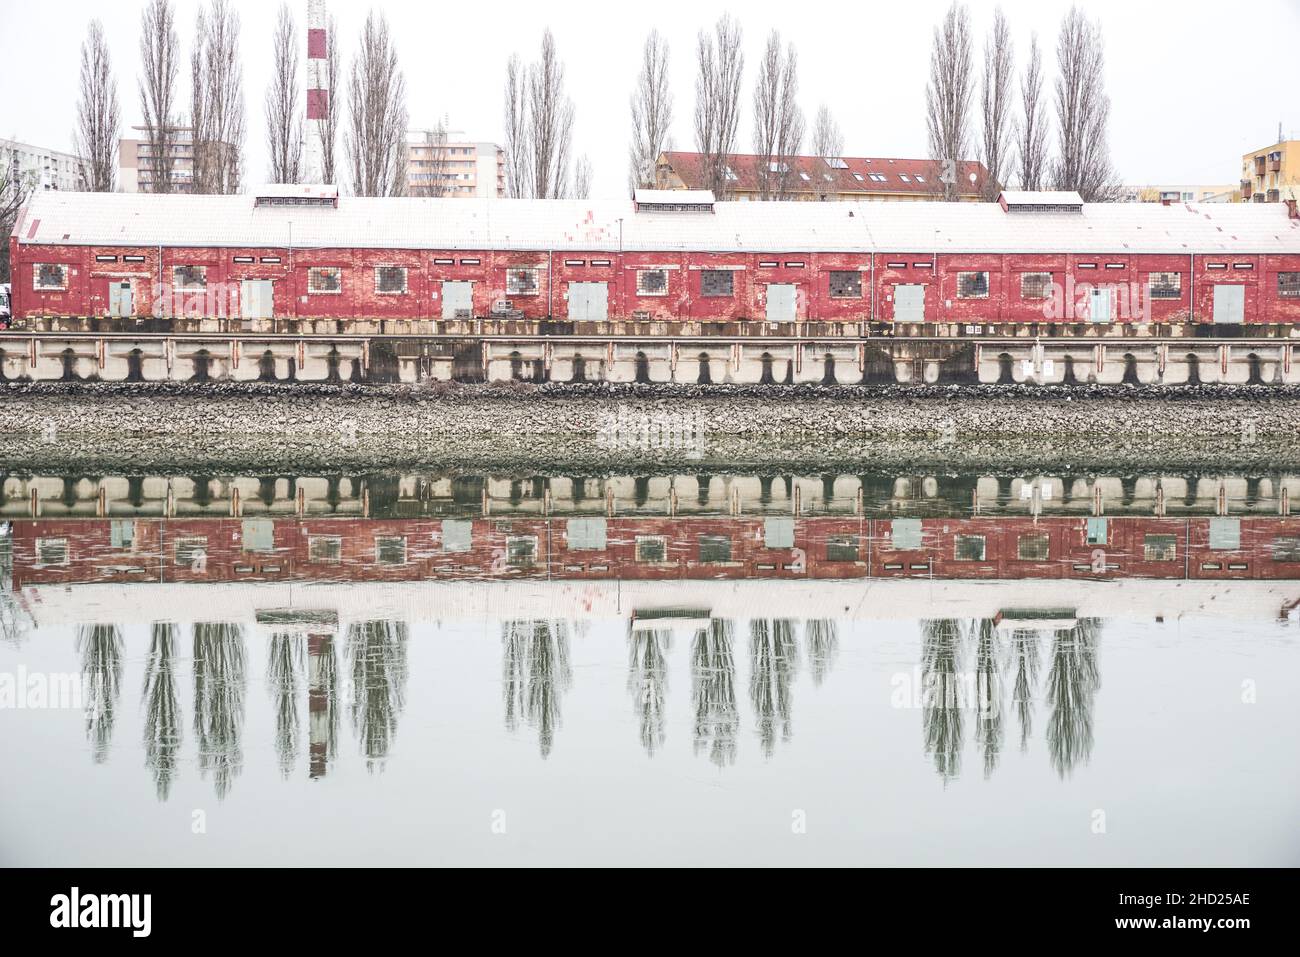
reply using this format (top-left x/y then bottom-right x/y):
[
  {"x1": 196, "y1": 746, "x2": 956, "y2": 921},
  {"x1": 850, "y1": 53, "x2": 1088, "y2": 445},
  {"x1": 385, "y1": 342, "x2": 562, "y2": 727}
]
[{"x1": 0, "y1": 379, "x2": 1296, "y2": 473}]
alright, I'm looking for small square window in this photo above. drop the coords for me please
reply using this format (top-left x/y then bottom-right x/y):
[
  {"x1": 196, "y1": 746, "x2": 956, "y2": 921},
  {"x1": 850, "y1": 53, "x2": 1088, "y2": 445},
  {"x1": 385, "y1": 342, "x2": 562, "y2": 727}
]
[
  {"x1": 375, "y1": 266, "x2": 408, "y2": 294},
  {"x1": 506, "y1": 535, "x2": 537, "y2": 567},
  {"x1": 506, "y1": 267, "x2": 539, "y2": 295},
  {"x1": 636, "y1": 269, "x2": 668, "y2": 296},
  {"x1": 1017, "y1": 533, "x2": 1050, "y2": 561},
  {"x1": 699, "y1": 535, "x2": 732, "y2": 563},
  {"x1": 957, "y1": 271, "x2": 989, "y2": 299},
  {"x1": 700, "y1": 270, "x2": 734, "y2": 297},
  {"x1": 954, "y1": 535, "x2": 986, "y2": 561},
  {"x1": 636, "y1": 536, "x2": 667, "y2": 563},
  {"x1": 1144, "y1": 534, "x2": 1177, "y2": 561},
  {"x1": 1021, "y1": 272, "x2": 1052, "y2": 300},
  {"x1": 308, "y1": 536, "x2": 342, "y2": 563},
  {"x1": 174, "y1": 536, "x2": 208, "y2": 567},
  {"x1": 1148, "y1": 272, "x2": 1182, "y2": 299},
  {"x1": 308, "y1": 266, "x2": 342, "y2": 294},
  {"x1": 1278, "y1": 273, "x2": 1300, "y2": 299},
  {"x1": 826, "y1": 535, "x2": 859, "y2": 562},
  {"x1": 375, "y1": 536, "x2": 407, "y2": 564},
  {"x1": 34, "y1": 263, "x2": 69, "y2": 290},
  {"x1": 35, "y1": 537, "x2": 69, "y2": 566},
  {"x1": 829, "y1": 270, "x2": 862, "y2": 298},
  {"x1": 1271, "y1": 537, "x2": 1300, "y2": 562},
  {"x1": 173, "y1": 265, "x2": 207, "y2": 291}
]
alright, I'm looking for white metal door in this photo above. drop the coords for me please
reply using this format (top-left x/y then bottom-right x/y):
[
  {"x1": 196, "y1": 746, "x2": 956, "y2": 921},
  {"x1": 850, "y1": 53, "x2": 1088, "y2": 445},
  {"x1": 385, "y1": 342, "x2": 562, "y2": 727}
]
[
  {"x1": 1213, "y1": 284, "x2": 1244, "y2": 323},
  {"x1": 240, "y1": 280, "x2": 274, "y2": 319},
  {"x1": 1089, "y1": 287, "x2": 1112, "y2": 322},
  {"x1": 765, "y1": 283, "x2": 797, "y2": 323},
  {"x1": 894, "y1": 284, "x2": 925, "y2": 323},
  {"x1": 108, "y1": 280, "x2": 133, "y2": 316},
  {"x1": 568, "y1": 282, "x2": 608, "y2": 322},
  {"x1": 441, "y1": 281, "x2": 474, "y2": 320}
]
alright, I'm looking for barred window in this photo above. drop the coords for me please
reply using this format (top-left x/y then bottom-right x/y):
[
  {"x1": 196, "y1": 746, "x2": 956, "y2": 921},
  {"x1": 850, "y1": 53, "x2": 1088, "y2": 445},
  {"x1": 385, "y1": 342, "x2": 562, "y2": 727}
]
[
  {"x1": 506, "y1": 268, "x2": 539, "y2": 295},
  {"x1": 1148, "y1": 272, "x2": 1182, "y2": 299},
  {"x1": 375, "y1": 536, "x2": 407, "y2": 565},
  {"x1": 636, "y1": 536, "x2": 667, "y2": 563},
  {"x1": 174, "y1": 537, "x2": 208, "y2": 567},
  {"x1": 308, "y1": 267, "x2": 342, "y2": 294},
  {"x1": 954, "y1": 535, "x2": 986, "y2": 561},
  {"x1": 34, "y1": 263, "x2": 68, "y2": 290},
  {"x1": 308, "y1": 536, "x2": 342, "y2": 563},
  {"x1": 1017, "y1": 533, "x2": 1050, "y2": 561},
  {"x1": 173, "y1": 265, "x2": 207, "y2": 291},
  {"x1": 1272, "y1": 537, "x2": 1300, "y2": 562},
  {"x1": 826, "y1": 535, "x2": 860, "y2": 562},
  {"x1": 1144, "y1": 534, "x2": 1177, "y2": 562},
  {"x1": 828, "y1": 270, "x2": 862, "y2": 299},
  {"x1": 375, "y1": 266, "x2": 408, "y2": 294},
  {"x1": 699, "y1": 535, "x2": 732, "y2": 563},
  {"x1": 636, "y1": 269, "x2": 668, "y2": 296},
  {"x1": 957, "y1": 271, "x2": 989, "y2": 299},
  {"x1": 700, "y1": 269, "x2": 734, "y2": 297},
  {"x1": 506, "y1": 536, "x2": 537, "y2": 567},
  {"x1": 35, "y1": 538, "x2": 69, "y2": 566},
  {"x1": 1021, "y1": 272, "x2": 1052, "y2": 300},
  {"x1": 1279, "y1": 272, "x2": 1300, "y2": 299}
]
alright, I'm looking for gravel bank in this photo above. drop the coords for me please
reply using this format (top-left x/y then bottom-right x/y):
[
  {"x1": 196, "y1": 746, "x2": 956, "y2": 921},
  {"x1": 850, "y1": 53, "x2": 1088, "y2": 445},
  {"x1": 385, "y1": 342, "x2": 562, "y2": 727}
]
[{"x1": 1, "y1": 380, "x2": 1296, "y2": 473}]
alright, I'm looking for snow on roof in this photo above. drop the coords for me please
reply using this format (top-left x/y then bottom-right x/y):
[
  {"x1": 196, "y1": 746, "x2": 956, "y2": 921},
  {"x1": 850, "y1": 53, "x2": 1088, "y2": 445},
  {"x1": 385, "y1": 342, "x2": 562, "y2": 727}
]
[
  {"x1": 633, "y1": 188, "x2": 715, "y2": 206},
  {"x1": 999, "y1": 190, "x2": 1084, "y2": 207},
  {"x1": 14, "y1": 190, "x2": 1300, "y2": 255}
]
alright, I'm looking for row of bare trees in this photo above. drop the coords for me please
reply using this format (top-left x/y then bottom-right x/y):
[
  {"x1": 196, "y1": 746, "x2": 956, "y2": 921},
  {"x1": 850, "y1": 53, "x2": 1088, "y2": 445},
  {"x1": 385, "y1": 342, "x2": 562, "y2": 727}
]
[
  {"x1": 503, "y1": 30, "x2": 591, "y2": 199},
  {"x1": 925, "y1": 1, "x2": 1121, "y2": 201}
]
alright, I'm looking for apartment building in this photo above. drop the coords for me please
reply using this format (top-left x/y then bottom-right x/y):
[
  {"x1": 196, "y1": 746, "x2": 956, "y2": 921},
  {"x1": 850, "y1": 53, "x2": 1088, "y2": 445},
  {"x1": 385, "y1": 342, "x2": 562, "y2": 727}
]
[
  {"x1": 406, "y1": 131, "x2": 505, "y2": 198},
  {"x1": 1122, "y1": 184, "x2": 1239, "y2": 204},
  {"x1": 1, "y1": 138, "x2": 86, "y2": 192},
  {"x1": 118, "y1": 126, "x2": 195, "y2": 193},
  {"x1": 1240, "y1": 139, "x2": 1300, "y2": 204}
]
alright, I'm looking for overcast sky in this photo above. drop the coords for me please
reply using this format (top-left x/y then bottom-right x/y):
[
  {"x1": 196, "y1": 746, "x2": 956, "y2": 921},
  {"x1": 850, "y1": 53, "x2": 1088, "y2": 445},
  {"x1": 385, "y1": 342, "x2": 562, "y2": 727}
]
[{"x1": 2, "y1": 0, "x2": 1297, "y2": 197}]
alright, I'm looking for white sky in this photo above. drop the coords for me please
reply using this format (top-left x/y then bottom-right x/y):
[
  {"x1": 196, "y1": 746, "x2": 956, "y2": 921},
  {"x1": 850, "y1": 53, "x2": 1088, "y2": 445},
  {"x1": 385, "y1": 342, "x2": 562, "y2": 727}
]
[{"x1": 1, "y1": 0, "x2": 1297, "y2": 198}]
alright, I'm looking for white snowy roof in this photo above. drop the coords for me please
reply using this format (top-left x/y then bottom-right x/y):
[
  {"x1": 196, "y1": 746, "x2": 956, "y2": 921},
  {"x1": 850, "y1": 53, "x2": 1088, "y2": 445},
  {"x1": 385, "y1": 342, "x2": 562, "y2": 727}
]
[
  {"x1": 633, "y1": 188, "x2": 715, "y2": 206},
  {"x1": 14, "y1": 190, "x2": 1300, "y2": 255},
  {"x1": 999, "y1": 189, "x2": 1084, "y2": 207}
]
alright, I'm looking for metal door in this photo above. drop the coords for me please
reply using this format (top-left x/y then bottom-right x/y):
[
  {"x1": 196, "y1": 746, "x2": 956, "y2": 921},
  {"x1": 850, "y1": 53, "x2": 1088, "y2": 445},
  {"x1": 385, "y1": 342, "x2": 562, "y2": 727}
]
[
  {"x1": 108, "y1": 280, "x2": 133, "y2": 317},
  {"x1": 1089, "y1": 287, "x2": 1112, "y2": 322},
  {"x1": 441, "y1": 280, "x2": 474, "y2": 320},
  {"x1": 568, "y1": 282, "x2": 608, "y2": 322},
  {"x1": 894, "y1": 284, "x2": 925, "y2": 323},
  {"x1": 240, "y1": 280, "x2": 274, "y2": 319},
  {"x1": 1213, "y1": 284, "x2": 1244, "y2": 323},
  {"x1": 765, "y1": 283, "x2": 797, "y2": 323}
]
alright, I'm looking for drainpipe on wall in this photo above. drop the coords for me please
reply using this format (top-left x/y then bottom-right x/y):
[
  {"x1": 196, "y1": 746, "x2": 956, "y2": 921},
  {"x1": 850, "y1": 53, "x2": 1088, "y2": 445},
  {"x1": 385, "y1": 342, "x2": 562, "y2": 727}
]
[{"x1": 547, "y1": 248, "x2": 554, "y2": 321}]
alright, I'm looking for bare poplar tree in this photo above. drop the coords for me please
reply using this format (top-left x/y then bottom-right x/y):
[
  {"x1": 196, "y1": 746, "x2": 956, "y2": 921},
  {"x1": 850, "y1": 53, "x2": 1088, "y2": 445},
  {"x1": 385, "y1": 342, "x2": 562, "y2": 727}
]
[
  {"x1": 978, "y1": 7, "x2": 1014, "y2": 200},
  {"x1": 503, "y1": 54, "x2": 530, "y2": 198},
  {"x1": 320, "y1": 15, "x2": 340, "y2": 185},
  {"x1": 138, "y1": 0, "x2": 180, "y2": 193},
  {"x1": 0, "y1": 167, "x2": 33, "y2": 281},
  {"x1": 408, "y1": 119, "x2": 450, "y2": 198},
  {"x1": 628, "y1": 30, "x2": 673, "y2": 191},
  {"x1": 752, "y1": 31, "x2": 805, "y2": 201},
  {"x1": 75, "y1": 20, "x2": 121, "y2": 193},
  {"x1": 693, "y1": 14, "x2": 744, "y2": 198},
  {"x1": 1051, "y1": 7, "x2": 1120, "y2": 200},
  {"x1": 265, "y1": 2, "x2": 302, "y2": 184},
  {"x1": 811, "y1": 104, "x2": 843, "y2": 159},
  {"x1": 573, "y1": 155, "x2": 593, "y2": 199},
  {"x1": 924, "y1": 1, "x2": 974, "y2": 201},
  {"x1": 190, "y1": 0, "x2": 246, "y2": 194},
  {"x1": 346, "y1": 11, "x2": 409, "y2": 197},
  {"x1": 1017, "y1": 33, "x2": 1049, "y2": 190},
  {"x1": 527, "y1": 29, "x2": 576, "y2": 199}
]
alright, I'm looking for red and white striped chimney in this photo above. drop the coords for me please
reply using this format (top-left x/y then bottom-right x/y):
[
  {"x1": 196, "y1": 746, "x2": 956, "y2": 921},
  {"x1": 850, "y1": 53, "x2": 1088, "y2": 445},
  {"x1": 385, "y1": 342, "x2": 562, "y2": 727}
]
[{"x1": 305, "y1": 0, "x2": 329, "y2": 183}]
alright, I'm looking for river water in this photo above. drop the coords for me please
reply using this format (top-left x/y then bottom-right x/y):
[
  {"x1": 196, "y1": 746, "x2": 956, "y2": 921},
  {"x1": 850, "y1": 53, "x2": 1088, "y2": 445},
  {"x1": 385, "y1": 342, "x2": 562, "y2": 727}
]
[{"x1": 1, "y1": 465, "x2": 1298, "y2": 866}]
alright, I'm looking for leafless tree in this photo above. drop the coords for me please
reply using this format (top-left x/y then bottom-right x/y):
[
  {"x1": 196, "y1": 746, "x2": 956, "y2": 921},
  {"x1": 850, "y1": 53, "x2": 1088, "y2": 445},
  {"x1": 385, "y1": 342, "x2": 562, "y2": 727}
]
[
  {"x1": 693, "y1": 14, "x2": 744, "y2": 198},
  {"x1": 925, "y1": 1, "x2": 974, "y2": 201},
  {"x1": 526, "y1": 30, "x2": 576, "y2": 199},
  {"x1": 75, "y1": 21, "x2": 121, "y2": 193},
  {"x1": 138, "y1": 0, "x2": 180, "y2": 194},
  {"x1": 978, "y1": 7, "x2": 1014, "y2": 201},
  {"x1": 346, "y1": 11, "x2": 408, "y2": 197},
  {"x1": 628, "y1": 30, "x2": 673, "y2": 191},
  {"x1": 752, "y1": 31, "x2": 805, "y2": 201},
  {"x1": 319, "y1": 15, "x2": 340, "y2": 185},
  {"x1": 190, "y1": 0, "x2": 246, "y2": 194},
  {"x1": 811, "y1": 104, "x2": 843, "y2": 159},
  {"x1": 0, "y1": 166, "x2": 33, "y2": 282},
  {"x1": 1017, "y1": 32, "x2": 1049, "y2": 190},
  {"x1": 265, "y1": 3, "x2": 302, "y2": 184},
  {"x1": 573, "y1": 155, "x2": 593, "y2": 199},
  {"x1": 1051, "y1": 7, "x2": 1121, "y2": 201},
  {"x1": 503, "y1": 54, "x2": 530, "y2": 198},
  {"x1": 408, "y1": 119, "x2": 451, "y2": 198}
]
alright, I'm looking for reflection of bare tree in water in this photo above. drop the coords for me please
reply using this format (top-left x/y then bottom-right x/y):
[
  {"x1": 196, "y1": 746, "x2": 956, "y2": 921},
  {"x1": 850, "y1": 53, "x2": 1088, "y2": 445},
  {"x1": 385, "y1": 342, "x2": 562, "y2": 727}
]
[
  {"x1": 921, "y1": 619, "x2": 964, "y2": 783},
  {"x1": 971, "y1": 618, "x2": 1004, "y2": 780},
  {"x1": 750, "y1": 619, "x2": 799, "y2": 757},
  {"x1": 77, "y1": 624, "x2": 123, "y2": 764},
  {"x1": 501, "y1": 620, "x2": 573, "y2": 758},
  {"x1": 193, "y1": 623, "x2": 247, "y2": 800},
  {"x1": 1046, "y1": 619, "x2": 1102, "y2": 778},
  {"x1": 266, "y1": 632, "x2": 304, "y2": 779},
  {"x1": 141, "y1": 622, "x2": 182, "y2": 800},
  {"x1": 1010, "y1": 629, "x2": 1041, "y2": 754},
  {"x1": 805, "y1": 619, "x2": 839, "y2": 687},
  {"x1": 628, "y1": 628, "x2": 671, "y2": 756},
  {"x1": 691, "y1": 620, "x2": 738, "y2": 767},
  {"x1": 0, "y1": 591, "x2": 30, "y2": 648},
  {"x1": 347, "y1": 620, "x2": 410, "y2": 772},
  {"x1": 307, "y1": 634, "x2": 340, "y2": 780}
]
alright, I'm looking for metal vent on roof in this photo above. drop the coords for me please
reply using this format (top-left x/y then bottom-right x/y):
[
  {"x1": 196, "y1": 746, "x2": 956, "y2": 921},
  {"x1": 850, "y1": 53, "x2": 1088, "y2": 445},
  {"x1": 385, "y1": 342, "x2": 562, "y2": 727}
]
[
  {"x1": 633, "y1": 188, "x2": 715, "y2": 213},
  {"x1": 999, "y1": 190, "x2": 1084, "y2": 213},
  {"x1": 253, "y1": 183, "x2": 340, "y2": 209}
]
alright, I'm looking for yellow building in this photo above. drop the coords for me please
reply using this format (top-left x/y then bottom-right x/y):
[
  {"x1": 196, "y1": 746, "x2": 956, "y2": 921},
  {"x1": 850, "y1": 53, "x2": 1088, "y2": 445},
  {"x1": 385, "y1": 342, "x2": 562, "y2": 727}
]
[{"x1": 1240, "y1": 139, "x2": 1300, "y2": 203}]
